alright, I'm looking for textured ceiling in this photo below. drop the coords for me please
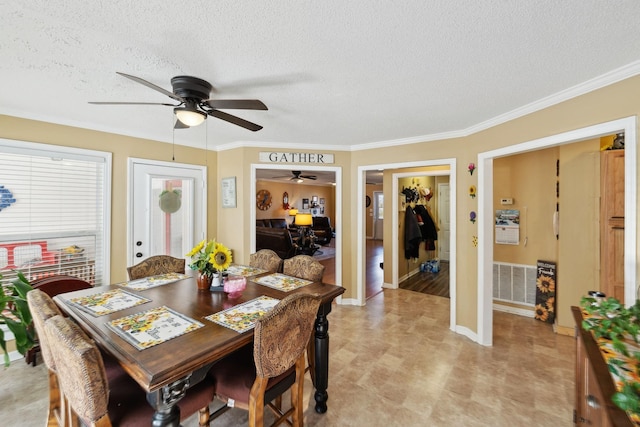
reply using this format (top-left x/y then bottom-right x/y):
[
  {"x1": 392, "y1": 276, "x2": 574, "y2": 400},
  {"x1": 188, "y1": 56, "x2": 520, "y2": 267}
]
[{"x1": 2, "y1": 1, "x2": 640, "y2": 151}]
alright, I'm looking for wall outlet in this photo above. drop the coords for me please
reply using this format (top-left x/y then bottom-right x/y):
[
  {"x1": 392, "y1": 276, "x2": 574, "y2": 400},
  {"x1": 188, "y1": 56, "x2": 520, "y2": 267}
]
[{"x1": 500, "y1": 198, "x2": 513, "y2": 205}]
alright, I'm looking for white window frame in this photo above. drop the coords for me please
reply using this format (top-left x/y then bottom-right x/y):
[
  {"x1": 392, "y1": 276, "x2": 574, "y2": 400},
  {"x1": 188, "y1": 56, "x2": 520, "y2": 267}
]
[{"x1": 0, "y1": 138, "x2": 112, "y2": 286}]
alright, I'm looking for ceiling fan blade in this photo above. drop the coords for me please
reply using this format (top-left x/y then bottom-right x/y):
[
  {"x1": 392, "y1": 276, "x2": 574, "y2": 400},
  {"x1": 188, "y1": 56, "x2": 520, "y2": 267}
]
[
  {"x1": 301, "y1": 175, "x2": 317, "y2": 180},
  {"x1": 116, "y1": 72, "x2": 183, "y2": 102},
  {"x1": 204, "y1": 99, "x2": 268, "y2": 110},
  {"x1": 89, "y1": 101, "x2": 180, "y2": 106},
  {"x1": 207, "y1": 110, "x2": 263, "y2": 132}
]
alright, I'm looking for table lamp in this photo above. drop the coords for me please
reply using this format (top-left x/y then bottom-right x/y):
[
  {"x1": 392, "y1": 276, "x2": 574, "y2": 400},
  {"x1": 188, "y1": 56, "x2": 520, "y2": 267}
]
[{"x1": 295, "y1": 213, "x2": 314, "y2": 248}]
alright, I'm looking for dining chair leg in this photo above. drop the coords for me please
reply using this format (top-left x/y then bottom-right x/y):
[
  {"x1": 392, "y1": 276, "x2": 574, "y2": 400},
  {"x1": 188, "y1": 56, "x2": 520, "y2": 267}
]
[
  {"x1": 198, "y1": 406, "x2": 210, "y2": 427},
  {"x1": 306, "y1": 341, "x2": 316, "y2": 384},
  {"x1": 249, "y1": 378, "x2": 268, "y2": 427},
  {"x1": 292, "y1": 357, "x2": 305, "y2": 427},
  {"x1": 47, "y1": 371, "x2": 62, "y2": 427}
]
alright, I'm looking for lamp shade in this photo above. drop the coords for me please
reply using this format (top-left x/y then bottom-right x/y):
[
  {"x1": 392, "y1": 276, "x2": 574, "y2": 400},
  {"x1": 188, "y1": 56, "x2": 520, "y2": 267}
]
[
  {"x1": 175, "y1": 108, "x2": 206, "y2": 126},
  {"x1": 289, "y1": 208, "x2": 298, "y2": 216},
  {"x1": 295, "y1": 213, "x2": 313, "y2": 226}
]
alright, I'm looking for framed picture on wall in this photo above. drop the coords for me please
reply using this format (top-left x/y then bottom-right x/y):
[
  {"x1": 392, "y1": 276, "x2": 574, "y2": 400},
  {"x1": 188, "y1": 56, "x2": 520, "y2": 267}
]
[
  {"x1": 302, "y1": 198, "x2": 309, "y2": 210},
  {"x1": 221, "y1": 177, "x2": 236, "y2": 208},
  {"x1": 319, "y1": 198, "x2": 325, "y2": 205}
]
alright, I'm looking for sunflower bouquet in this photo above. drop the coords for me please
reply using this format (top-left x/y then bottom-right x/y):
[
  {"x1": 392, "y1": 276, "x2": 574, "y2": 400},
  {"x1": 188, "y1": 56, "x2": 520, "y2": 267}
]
[{"x1": 186, "y1": 239, "x2": 233, "y2": 278}]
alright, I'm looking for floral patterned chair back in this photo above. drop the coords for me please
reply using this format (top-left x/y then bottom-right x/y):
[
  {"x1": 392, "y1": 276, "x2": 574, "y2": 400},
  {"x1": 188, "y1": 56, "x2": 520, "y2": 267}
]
[
  {"x1": 127, "y1": 255, "x2": 185, "y2": 280},
  {"x1": 283, "y1": 255, "x2": 325, "y2": 282},
  {"x1": 249, "y1": 249, "x2": 283, "y2": 273}
]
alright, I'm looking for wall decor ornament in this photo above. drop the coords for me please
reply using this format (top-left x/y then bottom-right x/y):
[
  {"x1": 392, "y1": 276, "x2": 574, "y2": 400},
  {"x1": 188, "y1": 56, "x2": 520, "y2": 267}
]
[
  {"x1": 470, "y1": 211, "x2": 476, "y2": 224},
  {"x1": 472, "y1": 235, "x2": 478, "y2": 247},
  {"x1": 468, "y1": 163, "x2": 476, "y2": 175},
  {"x1": 0, "y1": 186, "x2": 16, "y2": 211},
  {"x1": 159, "y1": 189, "x2": 182, "y2": 214},
  {"x1": 469, "y1": 185, "x2": 476, "y2": 198}
]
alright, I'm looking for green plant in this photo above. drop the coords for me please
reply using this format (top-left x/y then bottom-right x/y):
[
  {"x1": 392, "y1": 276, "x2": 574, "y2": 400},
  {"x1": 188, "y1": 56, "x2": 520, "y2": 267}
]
[
  {"x1": 0, "y1": 271, "x2": 35, "y2": 366},
  {"x1": 581, "y1": 296, "x2": 640, "y2": 416}
]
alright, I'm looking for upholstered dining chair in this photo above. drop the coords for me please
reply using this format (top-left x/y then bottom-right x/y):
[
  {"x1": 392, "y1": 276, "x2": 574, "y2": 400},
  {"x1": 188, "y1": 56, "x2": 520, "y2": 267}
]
[
  {"x1": 126, "y1": 255, "x2": 185, "y2": 280},
  {"x1": 44, "y1": 314, "x2": 215, "y2": 427},
  {"x1": 249, "y1": 249, "x2": 283, "y2": 273},
  {"x1": 208, "y1": 293, "x2": 321, "y2": 427},
  {"x1": 282, "y1": 255, "x2": 325, "y2": 282},
  {"x1": 25, "y1": 275, "x2": 92, "y2": 366},
  {"x1": 26, "y1": 289, "x2": 71, "y2": 427}
]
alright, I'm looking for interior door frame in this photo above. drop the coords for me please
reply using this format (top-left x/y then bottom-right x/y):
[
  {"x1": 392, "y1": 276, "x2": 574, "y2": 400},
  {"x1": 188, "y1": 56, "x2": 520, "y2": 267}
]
[
  {"x1": 250, "y1": 163, "x2": 343, "y2": 290},
  {"x1": 437, "y1": 182, "x2": 450, "y2": 261},
  {"x1": 477, "y1": 116, "x2": 637, "y2": 346},
  {"x1": 357, "y1": 159, "x2": 457, "y2": 332},
  {"x1": 127, "y1": 158, "x2": 207, "y2": 266}
]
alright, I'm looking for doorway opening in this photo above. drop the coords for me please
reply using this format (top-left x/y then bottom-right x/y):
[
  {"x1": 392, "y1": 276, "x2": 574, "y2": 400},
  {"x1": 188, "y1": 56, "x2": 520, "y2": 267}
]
[
  {"x1": 477, "y1": 116, "x2": 637, "y2": 346},
  {"x1": 251, "y1": 164, "x2": 342, "y2": 289},
  {"x1": 357, "y1": 159, "x2": 457, "y2": 332}
]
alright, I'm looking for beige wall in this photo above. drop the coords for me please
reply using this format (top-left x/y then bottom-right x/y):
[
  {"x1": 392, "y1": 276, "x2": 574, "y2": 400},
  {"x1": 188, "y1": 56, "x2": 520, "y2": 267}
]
[
  {"x1": 492, "y1": 140, "x2": 601, "y2": 329},
  {"x1": 350, "y1": 74, "x2": 640, "y2": 332},
  {"x1": 493, "y1": 147, "x2": 559, "y2": 265},
  {"x1": 2, "y1": 73, "x2": 640, "y2": 337}
]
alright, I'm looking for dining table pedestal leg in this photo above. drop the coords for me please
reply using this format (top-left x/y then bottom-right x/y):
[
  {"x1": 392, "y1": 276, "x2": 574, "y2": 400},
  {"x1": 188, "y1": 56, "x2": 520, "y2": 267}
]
[
  {"x1": 147, "y1": 377, "x2": 189, "y2": 427},
  {"x1": 313, "y1": 301, "x2": 333, "y2": 413}
]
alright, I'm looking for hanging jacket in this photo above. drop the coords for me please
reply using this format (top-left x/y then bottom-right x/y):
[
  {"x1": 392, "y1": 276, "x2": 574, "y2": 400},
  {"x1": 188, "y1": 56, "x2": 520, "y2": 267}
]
[
  {"x1": 404, "y1": 207, "x2": 422, "y2": 259},
  {"x1": 414, "y1": 205, "x2": 438, "y2": 241},
  {"x1": 414, "y1": 204, "x2": 438, "y2": 251}
]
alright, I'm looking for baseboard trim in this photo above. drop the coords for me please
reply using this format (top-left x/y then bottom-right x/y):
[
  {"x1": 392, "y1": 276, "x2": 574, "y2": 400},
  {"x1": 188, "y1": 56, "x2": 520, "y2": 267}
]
[{"x1": 493, "y1": 303, "x2": 534, "y2": 318}]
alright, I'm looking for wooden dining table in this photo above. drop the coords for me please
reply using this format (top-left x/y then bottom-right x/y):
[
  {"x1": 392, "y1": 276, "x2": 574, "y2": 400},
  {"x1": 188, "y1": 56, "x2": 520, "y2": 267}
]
[{"x1": 53, "y1": 271, "x2": 345, "y2": 427}]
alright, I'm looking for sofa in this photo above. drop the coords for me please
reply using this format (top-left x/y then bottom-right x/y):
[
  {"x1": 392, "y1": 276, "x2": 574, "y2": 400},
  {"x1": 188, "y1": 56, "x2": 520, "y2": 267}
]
[
  {"x1": 256, "y1": 218, "x2": 289, "y2": 229},
  {"x1": 255, "y1": 227, "x2": 298, "y2": 259}
]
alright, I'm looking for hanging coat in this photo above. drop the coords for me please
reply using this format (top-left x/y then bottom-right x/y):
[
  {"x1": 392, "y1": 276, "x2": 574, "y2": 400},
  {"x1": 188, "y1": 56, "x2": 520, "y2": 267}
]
[
  {"x1": 414, "y1": 204, "x2": 438, "y2": 251},
  {"x1": 404, "y1": 207, "x2": 422, "y2": 259}
]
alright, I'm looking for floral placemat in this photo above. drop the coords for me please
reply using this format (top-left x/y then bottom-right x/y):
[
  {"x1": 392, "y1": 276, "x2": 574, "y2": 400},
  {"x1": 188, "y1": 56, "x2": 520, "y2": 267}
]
[
  {"x1": 225, "y1": 264, "x2": 267, "y2": 277},
  {"x1": 205, "y1": 296, "x2": 280, "y2": 333},
  {"x1": 255, "y1": 273, "x2": 312, "y2": 292},
  {"x1": 107, "y1": 306, "x2": 204, "y2": 350},
  {"x1": 68, "y1": 289, "x2": 150, "y2": 316},
  {"x1": 118, "y1": 272, "x2": 189, "y2": 291}
]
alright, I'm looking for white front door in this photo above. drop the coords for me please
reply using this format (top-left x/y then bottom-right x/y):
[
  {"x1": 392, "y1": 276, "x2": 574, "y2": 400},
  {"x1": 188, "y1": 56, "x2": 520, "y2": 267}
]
[
  {"x1": 129, "y1": 158, "x2": 206, "y2": 266},
  {"x1": 437, "y1": 183, "x2": 450, "y2": 261}
]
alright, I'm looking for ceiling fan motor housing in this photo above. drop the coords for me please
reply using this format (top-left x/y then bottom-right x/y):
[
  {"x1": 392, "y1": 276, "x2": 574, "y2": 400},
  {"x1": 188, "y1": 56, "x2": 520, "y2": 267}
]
[{"x1": 171, "y1": 76, "x2": 212, "y2": 100}]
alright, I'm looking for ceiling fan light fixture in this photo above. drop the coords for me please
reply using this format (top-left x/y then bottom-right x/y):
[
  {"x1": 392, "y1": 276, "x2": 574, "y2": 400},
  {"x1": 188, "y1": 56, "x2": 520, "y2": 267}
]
[{"x1": 174, "y1": 107, "x2": 206, "y2": 127}]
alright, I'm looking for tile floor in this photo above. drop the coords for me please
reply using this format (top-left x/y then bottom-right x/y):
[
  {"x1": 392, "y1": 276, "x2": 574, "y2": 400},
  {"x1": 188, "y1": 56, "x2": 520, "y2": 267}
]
[{"x1": 0, "y1": 289, "x2": 576, "y2": 426}]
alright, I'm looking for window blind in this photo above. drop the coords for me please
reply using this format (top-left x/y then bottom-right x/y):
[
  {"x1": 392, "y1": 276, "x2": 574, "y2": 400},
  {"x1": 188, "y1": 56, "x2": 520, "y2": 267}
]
[{"x1": 0, "y1": 139, "x2": 111, "y2": 287}]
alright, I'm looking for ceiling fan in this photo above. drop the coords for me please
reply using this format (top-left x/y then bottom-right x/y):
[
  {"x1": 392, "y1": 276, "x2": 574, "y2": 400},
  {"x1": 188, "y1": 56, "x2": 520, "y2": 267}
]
[
  {"x1": 272, "y1": 171, "x2": 317, "y2": 182},
  {"x1": 89, "y1": 72, "x2": 268, "y2": 131}
]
